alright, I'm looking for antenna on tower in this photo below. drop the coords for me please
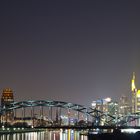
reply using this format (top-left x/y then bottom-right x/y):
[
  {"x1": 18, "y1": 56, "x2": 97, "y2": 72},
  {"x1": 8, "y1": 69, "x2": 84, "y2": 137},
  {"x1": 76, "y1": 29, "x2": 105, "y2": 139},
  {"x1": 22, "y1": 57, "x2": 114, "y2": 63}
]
[
  {"x1": 133, "y1": 72, "x2": 135, "y2": 80},
  {"x1": 131, "y1": 72, "x2": 136, "y2": 92}
]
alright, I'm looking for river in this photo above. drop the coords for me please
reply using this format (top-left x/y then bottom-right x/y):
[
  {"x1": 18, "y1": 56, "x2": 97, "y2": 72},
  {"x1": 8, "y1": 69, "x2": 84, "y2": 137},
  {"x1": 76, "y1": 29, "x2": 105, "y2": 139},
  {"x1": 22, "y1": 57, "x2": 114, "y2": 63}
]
[{"x1": 0, "y1": 129, "x2": 88, "y2": 140}]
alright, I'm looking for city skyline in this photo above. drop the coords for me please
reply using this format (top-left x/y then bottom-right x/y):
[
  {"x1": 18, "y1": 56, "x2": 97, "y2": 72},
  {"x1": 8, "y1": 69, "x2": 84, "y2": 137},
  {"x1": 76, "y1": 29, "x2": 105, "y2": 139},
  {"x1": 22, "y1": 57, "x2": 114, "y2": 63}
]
[{"x1": 0, "y1": 1, "x2": 140, "y2": 106}]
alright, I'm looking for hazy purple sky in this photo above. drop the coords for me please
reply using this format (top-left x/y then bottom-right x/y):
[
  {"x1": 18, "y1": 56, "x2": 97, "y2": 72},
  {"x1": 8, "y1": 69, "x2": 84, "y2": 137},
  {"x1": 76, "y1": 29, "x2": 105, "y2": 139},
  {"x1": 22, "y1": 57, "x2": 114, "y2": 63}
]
[{"x1": 0, "y1": 1, "x2": 140, "y2": 106}]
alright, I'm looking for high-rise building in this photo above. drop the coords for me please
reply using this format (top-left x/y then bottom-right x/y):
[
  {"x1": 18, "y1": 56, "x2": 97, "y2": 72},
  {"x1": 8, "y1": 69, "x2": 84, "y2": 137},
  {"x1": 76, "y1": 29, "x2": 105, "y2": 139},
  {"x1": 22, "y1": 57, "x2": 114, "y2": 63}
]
[
  {"x1": 132, "y1": 72, "x2": 137, "y2": 113},
  {"x1": 108, "y1": 101, "x2": 118, "y2": 116},
  {"x1": 119, "y1": 95, "x2": 130, "y2": 115},
  {"x1": 135, "y1": 90, "x2": 140, "y2": 112},
  {"x1": 91, "y1": 98, "x2": 111, "y2": 125},
  {"x1": 1, "y1": 88, "x2": 14, "y2": 108},
  {"x1": 131, "y1": 73, "x2": 140, "y2": 113},
  {"x1": 1, "y1": 88, "x2": 14, "y2": 123},
  {"x1": 91, "y1": 98, "x2": 112, "y2": 112}
]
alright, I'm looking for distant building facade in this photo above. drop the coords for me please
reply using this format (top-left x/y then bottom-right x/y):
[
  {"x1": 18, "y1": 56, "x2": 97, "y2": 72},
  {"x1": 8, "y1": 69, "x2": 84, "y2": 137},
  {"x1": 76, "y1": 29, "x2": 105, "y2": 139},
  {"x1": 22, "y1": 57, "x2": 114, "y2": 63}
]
[
  {"x1": 92, "y1": 98, "x2": 111, "y2": 112},
  {"x1": 1, "y1": 88, "x2": 14, "y2": 108},
  {"x1": 1, "y1": 88, "x2": 14, "y2": 124},
  {"x1": 118, "y1": 95, "x2": 130, "y2": 115}
]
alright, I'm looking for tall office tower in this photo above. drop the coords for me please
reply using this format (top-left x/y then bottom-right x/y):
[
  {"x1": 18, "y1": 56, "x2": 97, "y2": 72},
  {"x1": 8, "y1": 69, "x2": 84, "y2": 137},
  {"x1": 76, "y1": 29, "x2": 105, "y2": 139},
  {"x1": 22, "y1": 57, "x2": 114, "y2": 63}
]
[
  {"x1": 91, "y1": 98, "x2": 116, "y2": 126},
  {"x1": 1, "y1": 88, "x2": 14, "y2": 108},
  {"x1": 131, "y1": 73, "x2": 140, "y2": 113},
  {"x1": 91, "y1": 98, "x2": 112, "y2": 112},
  {"x1": 136, "y1": 90, "x2": 140, "y2": 112},
  {"x1": 108, "y1": 101, "x2": 118, "y2": 116},
  {"x1": 1, "y1": 88, "x2": 14, "y2": 123},
  {"x1": 119, "y1": 95, "x2": 130, "y2": 115},
  {"x1": 131, "y1": 72, "x2": 137, "y2": 113}
]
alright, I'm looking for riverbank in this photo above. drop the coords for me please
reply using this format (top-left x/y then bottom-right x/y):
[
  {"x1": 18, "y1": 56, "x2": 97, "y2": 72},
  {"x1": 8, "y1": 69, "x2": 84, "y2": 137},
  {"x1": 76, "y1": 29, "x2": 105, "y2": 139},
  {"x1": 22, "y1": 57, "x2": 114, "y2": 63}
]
[{"x1": 0, "y1": 128, "x2": 46, "y2": 134}]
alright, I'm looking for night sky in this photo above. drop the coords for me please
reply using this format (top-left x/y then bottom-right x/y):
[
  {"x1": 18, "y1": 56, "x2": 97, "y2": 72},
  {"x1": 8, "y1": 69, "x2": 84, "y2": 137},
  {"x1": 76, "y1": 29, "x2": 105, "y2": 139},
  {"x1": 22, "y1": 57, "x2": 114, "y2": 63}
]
[{"x1": 0, "y1": 1, "x2": 140, "y2": 106}]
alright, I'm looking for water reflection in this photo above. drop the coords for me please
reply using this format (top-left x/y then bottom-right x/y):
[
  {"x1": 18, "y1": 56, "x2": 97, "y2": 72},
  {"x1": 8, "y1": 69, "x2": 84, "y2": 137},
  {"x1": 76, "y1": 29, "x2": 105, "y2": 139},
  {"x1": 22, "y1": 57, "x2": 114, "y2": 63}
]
[{"x1": 0, "y1": 129, "x2": 87, "y2": 140}]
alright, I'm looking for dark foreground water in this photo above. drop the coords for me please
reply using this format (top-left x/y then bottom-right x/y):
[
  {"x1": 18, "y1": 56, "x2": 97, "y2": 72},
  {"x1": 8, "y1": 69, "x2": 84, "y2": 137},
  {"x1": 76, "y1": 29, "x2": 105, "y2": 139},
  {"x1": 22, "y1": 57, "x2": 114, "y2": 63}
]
[
  {"x1": 0, "y1": 129, "x2": 87, "y2": 140},
  {"x1": 1, "y1": 129, "x2": 140, "y2": 140},
  {"x1": 88, "y1": 130, "x2": 140, "y2": 140}
]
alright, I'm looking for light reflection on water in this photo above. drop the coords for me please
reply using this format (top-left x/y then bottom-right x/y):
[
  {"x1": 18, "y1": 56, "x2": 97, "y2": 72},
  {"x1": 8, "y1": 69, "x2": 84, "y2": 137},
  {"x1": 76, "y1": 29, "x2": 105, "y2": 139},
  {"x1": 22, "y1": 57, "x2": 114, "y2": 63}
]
[{"x1": 0, "y1": 129, "x2": 87, "y2": 140}]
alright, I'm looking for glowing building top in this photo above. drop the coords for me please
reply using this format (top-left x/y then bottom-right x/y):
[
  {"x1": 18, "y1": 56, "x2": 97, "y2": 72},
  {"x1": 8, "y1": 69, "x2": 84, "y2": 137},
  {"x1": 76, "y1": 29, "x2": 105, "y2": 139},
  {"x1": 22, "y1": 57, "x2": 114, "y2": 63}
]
[
  {"x1": 131, "y1": 72, "x2": 140, "y2": 113},
  {"x1": 131, "y1": 72, "x2": 136, "y2": 92},
  {"x1": 1, "y1": 88, "x2": 14, "y2": 108}
]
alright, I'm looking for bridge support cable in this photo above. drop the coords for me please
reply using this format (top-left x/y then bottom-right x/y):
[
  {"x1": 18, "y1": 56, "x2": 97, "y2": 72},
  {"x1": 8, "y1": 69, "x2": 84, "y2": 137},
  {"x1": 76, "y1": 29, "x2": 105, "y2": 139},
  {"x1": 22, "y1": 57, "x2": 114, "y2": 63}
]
[
  {"x1": 49, "y1": 106, "x2": 52, "y2": 123},
  {"x1": 21, "y1": 107, "x2": 25, "y2": 125},
  {"x1": 67, "y1": 108, "x2": 71, "y2": 126},
  {"x1": 30, "y1": 106, "x2": 34, "y2": 127},
  {"x1": 58, "y1": 107, "x2": 62, "y2": 126},
  {"x1": 77, "y1": 106, "x2": 79, "y2": 124},
  {"x1": 85, "y1": 108, "x2": 89, "y2": 124},
  {"x1": 1, "y1": 114, "x2": 4, "y2": 127},
  {"x1": 39, "y1": 105, "x2": 44, "y2": 126}
]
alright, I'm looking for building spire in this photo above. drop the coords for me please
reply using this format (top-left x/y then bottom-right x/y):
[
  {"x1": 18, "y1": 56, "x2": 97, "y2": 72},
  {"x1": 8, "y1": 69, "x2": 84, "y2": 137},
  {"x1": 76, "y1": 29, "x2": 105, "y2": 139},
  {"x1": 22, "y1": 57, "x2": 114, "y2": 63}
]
[
  {"x1": 133, "y1": 72, "x2": 135, "y2": 80},
  {"x1": 131, "y1": 72, "x2": 136, "y2": 92}
]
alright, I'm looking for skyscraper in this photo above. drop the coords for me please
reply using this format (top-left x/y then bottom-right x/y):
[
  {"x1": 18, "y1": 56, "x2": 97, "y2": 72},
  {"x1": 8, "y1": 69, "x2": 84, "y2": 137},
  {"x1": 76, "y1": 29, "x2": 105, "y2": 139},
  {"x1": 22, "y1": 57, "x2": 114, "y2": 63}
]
[
  {"x1": 1, "y1": 88, "x2": 14, "y2": 123},
  {"x1": 131, "y1": 73, "x2": 140, "y2": 113},
  {"x1": 1, "y1": 88, "x2": 14, "y2": 108},
  {"x1": 119, "y1": 95, "x2": 130, "y2": 115}
]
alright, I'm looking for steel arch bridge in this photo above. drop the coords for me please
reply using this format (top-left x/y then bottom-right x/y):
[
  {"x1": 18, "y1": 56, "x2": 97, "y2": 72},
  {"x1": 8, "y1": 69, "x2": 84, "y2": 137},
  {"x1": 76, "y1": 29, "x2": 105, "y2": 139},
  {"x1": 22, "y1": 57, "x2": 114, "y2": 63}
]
[{"x1": 0, "y1": 100, "x2": 117, "y2": 127}]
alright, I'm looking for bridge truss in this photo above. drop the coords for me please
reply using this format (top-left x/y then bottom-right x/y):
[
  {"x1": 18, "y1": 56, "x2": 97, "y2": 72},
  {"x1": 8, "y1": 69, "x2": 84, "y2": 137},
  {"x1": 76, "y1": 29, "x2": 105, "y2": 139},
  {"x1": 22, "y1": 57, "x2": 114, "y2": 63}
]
[
  {"x1": 1, "y1": 100, "x2": 140, "y2": 128},
  {"x1": 0, "y1": 100, "x2": 117, "y2": 127}
]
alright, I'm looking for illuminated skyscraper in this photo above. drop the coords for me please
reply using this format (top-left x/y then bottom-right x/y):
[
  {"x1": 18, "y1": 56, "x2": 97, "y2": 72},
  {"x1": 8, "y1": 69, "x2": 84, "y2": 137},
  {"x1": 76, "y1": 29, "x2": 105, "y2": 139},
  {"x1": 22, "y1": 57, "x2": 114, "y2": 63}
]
[
  {"x1": 1, "y1": 88, "x2": 14, "y2": 123},
  {"x1": 119, "y1": 95, "x2": 130, "y2": 115},
  {"x1": 131, "y1": 73, "x2": 140, "y2": 113},
  {"x1": 91, "y1": 98, "x2": 111, "y2": 112},
  {"x1": 136, "y1": 90, "x2": 140, "y2": 112},
  {"x1": 131, "y1": 72, "x2": 137, "y2": 113},
  {"x1": 1, "y1": 88, "x2": 14, "y2": 108}
]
